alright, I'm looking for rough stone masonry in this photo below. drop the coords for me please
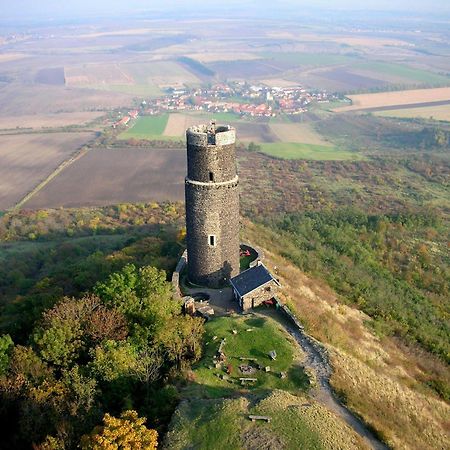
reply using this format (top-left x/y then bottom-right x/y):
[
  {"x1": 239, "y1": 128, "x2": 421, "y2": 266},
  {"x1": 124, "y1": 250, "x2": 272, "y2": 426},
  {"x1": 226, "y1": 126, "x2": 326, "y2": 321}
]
[{"x1": 185, "y1": 123, "x2": 240, "y2": 288}]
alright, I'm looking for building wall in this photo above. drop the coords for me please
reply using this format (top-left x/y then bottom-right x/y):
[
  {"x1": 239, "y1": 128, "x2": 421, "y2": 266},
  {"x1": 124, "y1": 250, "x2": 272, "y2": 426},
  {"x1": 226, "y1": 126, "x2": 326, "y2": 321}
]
[
  {"x1": 240, "y1": 282, "x2": 279, "y2": 311},
  {"x1": 185, "y1": 124, "x2": 240, "y2": 288}
]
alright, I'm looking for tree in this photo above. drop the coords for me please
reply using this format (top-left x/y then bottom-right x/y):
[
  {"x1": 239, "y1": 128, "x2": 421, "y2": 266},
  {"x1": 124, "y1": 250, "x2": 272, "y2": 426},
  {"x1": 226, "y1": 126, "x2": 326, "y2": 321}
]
[
  {"x1": 81, "y1": 410, "x2": 158, "y2": 450},
  {"x1": 0, "y1": 334, "x2": 13, "y2": 375}
]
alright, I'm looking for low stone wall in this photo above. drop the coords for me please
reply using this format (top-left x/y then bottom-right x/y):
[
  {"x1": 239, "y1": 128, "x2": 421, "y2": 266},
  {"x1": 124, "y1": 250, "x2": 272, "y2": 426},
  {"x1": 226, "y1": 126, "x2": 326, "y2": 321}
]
[
  {"x1": 274, "y1": 296, "x2": 331, "y2": 371},
  {"x1": 240, "y1": 242, "x2": 263, "y2": 269},
  {"x1": 171, "y1": 250, "x2": 187, "y2": 299}
]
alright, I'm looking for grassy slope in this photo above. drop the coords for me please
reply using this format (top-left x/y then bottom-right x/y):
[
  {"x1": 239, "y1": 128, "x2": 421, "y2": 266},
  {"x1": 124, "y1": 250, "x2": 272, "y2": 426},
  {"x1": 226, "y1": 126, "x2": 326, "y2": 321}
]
[
  {"x1": 241, "y1": 220, "x2": 450, "y2": 450},
  {"x1": 165, "y1": 315, "x2": 367, "y2": 450},
  {"x1": 164, "y1": 391, "x2": 367, "y2": 450},
  {"x1": 259, "y1": 142, "x2": 363, "y2": 161}
]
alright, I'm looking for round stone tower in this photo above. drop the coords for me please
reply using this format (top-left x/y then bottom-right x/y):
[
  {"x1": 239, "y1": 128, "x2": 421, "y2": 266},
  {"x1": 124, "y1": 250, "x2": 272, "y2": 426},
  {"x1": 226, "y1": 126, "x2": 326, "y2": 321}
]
[{"x1": 185, "y1": 122, "x2": 240, "y2": 288}]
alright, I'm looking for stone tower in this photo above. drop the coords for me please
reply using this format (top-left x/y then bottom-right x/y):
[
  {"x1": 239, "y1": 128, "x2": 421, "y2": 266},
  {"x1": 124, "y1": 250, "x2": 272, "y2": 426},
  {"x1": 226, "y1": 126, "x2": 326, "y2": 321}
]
[{"x1": 185, "y1": 123, "x2": 240, "y2": 288}]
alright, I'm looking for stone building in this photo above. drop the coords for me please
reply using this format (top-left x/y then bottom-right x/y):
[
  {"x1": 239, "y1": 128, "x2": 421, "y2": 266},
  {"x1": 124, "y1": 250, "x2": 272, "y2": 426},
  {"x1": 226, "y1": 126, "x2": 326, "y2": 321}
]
[
  {"x1": 185, "y1": 123, "x2": 240, "y2": 288},
  {"x1": 230, "y1": 262, "x2": 281, "y2": 311}
]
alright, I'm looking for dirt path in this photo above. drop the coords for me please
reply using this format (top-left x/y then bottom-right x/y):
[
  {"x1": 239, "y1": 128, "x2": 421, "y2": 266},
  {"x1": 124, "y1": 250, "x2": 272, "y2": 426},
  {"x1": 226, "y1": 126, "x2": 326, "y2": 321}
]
[{"x1": 285, "y1": 321, "x2": 389, "y2": 450}]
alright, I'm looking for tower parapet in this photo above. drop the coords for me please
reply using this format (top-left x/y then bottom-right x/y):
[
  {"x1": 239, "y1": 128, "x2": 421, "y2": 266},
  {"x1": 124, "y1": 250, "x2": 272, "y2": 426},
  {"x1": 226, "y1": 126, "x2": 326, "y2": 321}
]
[{"x1": 185, "y1": 123, "x2": 240, "y2": 288}]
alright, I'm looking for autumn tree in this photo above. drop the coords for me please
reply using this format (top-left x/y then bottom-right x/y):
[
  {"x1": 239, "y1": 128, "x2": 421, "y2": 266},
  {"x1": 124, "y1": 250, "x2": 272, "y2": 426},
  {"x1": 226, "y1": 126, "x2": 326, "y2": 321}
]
[{"x1": 81, "y1": 410, "x2": 158, "y2": 450}]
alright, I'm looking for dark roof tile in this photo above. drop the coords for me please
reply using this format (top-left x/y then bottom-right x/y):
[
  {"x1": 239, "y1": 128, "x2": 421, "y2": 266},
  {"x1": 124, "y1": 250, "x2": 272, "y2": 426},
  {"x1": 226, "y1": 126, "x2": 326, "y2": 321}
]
[{"x1": 230, "y1": 263, "x2": 277, "y2": 297}]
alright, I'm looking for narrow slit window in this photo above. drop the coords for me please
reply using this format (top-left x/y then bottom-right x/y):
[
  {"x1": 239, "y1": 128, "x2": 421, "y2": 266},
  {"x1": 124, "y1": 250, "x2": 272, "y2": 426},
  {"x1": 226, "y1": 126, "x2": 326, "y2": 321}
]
[
  {"x1": 209, "y1": 172, "x2": 214, "y2": 182},
  {"x1": 209, "y1": 235, "x2": 216, "y2": 246}
]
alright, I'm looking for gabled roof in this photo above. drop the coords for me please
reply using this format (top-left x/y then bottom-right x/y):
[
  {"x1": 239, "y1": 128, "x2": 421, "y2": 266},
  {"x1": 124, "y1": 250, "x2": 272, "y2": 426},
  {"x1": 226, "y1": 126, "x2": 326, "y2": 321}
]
[{"x1": 230, "y1": 262, "x2": 279, "y2": 298}]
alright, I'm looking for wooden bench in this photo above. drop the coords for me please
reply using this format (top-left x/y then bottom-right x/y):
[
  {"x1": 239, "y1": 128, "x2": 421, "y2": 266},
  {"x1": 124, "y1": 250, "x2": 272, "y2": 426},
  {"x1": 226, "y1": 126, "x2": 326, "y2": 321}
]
[
  {"x1": 239, "y1": 377, "x2": 257, "y2": 385},
  {"x1": 248, "y1": 415, "x2": 271, "y2": 423},
  {"x1": 239, "y1": 357, "x2": 257, "y2": 362}
]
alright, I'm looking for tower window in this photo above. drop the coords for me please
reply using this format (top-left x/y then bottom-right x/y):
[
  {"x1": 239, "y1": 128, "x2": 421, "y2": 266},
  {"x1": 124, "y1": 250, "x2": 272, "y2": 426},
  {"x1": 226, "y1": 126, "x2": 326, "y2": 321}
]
[
  {"x1": 208, "y1": 235, "x2": 217, "y2": 246},
  {"x1": 209, "y1": 172, "x2": 214, "y2": 182}
]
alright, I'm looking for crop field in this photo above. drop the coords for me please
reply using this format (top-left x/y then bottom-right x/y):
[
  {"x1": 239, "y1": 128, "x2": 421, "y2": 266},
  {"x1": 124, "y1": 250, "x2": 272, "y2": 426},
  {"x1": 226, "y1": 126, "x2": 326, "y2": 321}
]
[
  {"x1": 65, "y1": 60, "x2": 200, "y2": 96},
  {"x1": 0, "y1": 84, "x2": 134, "y2": 115},
  {"x1": 374, "y1": 103, "x2": 450, "y2": 121},
  {"x1": 269, "y1": 123, "x2": 334, "y2": 146},
  {"x1": 23, "y1": 148, "x2": 186, "y2": 209},
  {"x1": 119, "y1": 115, "x2": 169, "y2": 139},
  {"x1": 0, "y1": 132, "x2": 94, "y2": 210},
  {"x1": 314, "y1": 67, "x2": 387, "y2": 91},
  {"x1": 208, "y1": 60, "x2": 284, "y2": 79},
  {"x1": 351, "y1": 62, "x2": 450, "y2": 85},
  {"x1": 34, "y1": 67, "x2": 65, "y2": 86},
  {"x1": 374, "y1": 103, "x2": 450, "y2": 122},
  {"x1": 263, "y1": 52, "x2": 357, "y2": 68},
  {"x1": 0, "y1": 112, "x2": 104, "y2": 130},
  {"x1": 259, "y1": 142, "x2": 360, "y2": 160},
  {"x1": 335, "y1": 87, "x2": 450, "y2": 112},
  {"x1": 0, "y1": 53, "x2": 29, "y2": 63}
]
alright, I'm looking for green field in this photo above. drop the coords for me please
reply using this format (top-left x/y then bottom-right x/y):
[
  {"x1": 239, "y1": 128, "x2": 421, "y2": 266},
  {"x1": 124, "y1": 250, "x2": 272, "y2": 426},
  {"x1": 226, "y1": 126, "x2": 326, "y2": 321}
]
[
  {"x1": 263, "y1": 52, "x2": 357, "y2": 67},
  {"x1": 354, "y1": 62, "x2": 450, "y2": 85},
  {"x1": 184, "y1": 315, "x2": 308, "y2": 399},
  {"x1": 259, "y1": 142, "x2": 362, "y2": 160},
  {"x1": 119, "y1": 114, "x2": 169, "y2": 139}
]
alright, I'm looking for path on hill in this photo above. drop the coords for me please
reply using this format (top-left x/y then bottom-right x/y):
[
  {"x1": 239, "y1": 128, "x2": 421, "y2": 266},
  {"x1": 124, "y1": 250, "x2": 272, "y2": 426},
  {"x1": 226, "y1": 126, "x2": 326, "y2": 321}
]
[
  {"x1": 255, "y1": 310, "x2": 389, "y2": 450},
  {"x1": 284, "y1": 320, "x2": 389, "y2": 450}
]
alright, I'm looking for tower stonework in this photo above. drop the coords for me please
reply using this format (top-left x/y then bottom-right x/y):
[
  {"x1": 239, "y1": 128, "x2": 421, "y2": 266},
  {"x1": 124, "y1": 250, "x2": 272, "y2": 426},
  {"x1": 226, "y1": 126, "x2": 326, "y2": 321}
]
[{"x1": 185, "y1": 123, "x2": 240, "y2": 288}]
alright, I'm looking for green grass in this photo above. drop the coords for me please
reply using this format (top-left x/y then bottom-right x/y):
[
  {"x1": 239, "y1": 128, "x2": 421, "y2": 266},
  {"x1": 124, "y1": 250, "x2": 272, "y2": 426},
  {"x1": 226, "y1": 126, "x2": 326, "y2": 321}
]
[
  {"x1": 119, "y1": 114, "x2": 169, "y2": 139},
  {"x1": 354, "y1": 62, "x2": 450, "y2": 85},
  {"x1": 164, "y1": 394, "x2": 326, "y2": 450},
  {"x1": 259, "y1": 142, "x2": 362, "y2": 161},
  {"x1": 263, "y1": 52, "x2": 357, "y2": 67},
  {"x1": 185, "y1": 315, "x2": 309, "y2": 399}
]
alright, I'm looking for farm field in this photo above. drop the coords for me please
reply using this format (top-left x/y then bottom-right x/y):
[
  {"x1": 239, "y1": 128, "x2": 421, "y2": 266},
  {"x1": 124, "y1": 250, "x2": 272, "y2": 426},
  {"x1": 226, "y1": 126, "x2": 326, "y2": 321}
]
[
  {"x1": 374, "y1": 104, "x2": 450, "y2": 121},
  {"x1": 129, "y1": 112, "x2": 279, "y2": 143},
  {"x1": 259, "y1": 142, "x2": 360, "y2": 160},
  {"x1": 350, "y1": 61, "x2": 450, "y2": 85},
  {"x1": 269, "y1": 122, "x2": 332, "y2": 145},
  {"x1": 65, "y1": 60, "x2": 200, "y2": 97},
  {"x1": 334, "y1": 87, "x2": 450, "y2": 112},
  {"x1": 23, "y1": 148, "x2": 186, "y2": 209},
  {"x1": 0, "y1": 84, "x2": 134, "y2": 115},
  {"x1": 263, "y1": 52, "x2": 358, "y2": 67},
  {"x1": 0, "y1": 132, "x2": 94, "y2": 210},
  {"x1": 119, "y1": 115, "x2": 169, "y2": 139},
  {"x1": 0, "y1": 112, "x2": 104, "y2": 130}
]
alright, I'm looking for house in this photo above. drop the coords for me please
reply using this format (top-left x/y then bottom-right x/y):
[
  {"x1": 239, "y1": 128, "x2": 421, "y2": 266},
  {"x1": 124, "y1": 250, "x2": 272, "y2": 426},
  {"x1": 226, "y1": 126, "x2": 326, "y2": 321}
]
[{"x1": 230, "y1": 262, "x2": 281, "y2": 311}]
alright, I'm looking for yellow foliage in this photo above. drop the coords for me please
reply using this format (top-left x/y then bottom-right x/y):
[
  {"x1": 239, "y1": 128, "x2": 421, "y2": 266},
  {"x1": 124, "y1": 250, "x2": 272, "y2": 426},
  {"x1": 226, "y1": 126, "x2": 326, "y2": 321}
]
[{"x1": 81, "y1": 410, "x2": 158, "y2": 450}]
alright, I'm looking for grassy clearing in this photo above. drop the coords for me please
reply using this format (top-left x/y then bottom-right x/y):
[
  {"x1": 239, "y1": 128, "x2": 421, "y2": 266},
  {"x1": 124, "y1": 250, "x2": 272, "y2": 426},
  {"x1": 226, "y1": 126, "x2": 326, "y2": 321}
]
[
  {"x1": 184, "y1": 315, "x2": 308, "y2": 399},
  {"x1": 259, "y1": 142, "x2": 361, "y2": 161},
  {"x1": 119, "y1": 115, "x2": 169, "y2": 139},
  {"x1": 353, "y1": 62, "x2": 450, "y2": 85},
  {"x1": 164, "y1": 391, "x2": 368, "y2": 450},
  {"x1": 375, "y1": 104, "x2": 450, "y2": 121}
]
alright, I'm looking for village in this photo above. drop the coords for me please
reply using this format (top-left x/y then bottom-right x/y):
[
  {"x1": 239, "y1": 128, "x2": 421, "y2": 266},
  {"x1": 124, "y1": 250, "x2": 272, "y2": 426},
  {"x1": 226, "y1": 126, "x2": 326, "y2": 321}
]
[{"x1": 113, "y1": 81, "x2": 337, "y2": 127}]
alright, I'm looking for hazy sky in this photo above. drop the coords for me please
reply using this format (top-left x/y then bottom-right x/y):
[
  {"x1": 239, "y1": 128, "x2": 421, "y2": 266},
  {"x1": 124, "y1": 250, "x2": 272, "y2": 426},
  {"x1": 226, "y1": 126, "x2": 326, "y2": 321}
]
[{"x1": 1, "y1": 0, "x2": 449, "y2": 20}]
